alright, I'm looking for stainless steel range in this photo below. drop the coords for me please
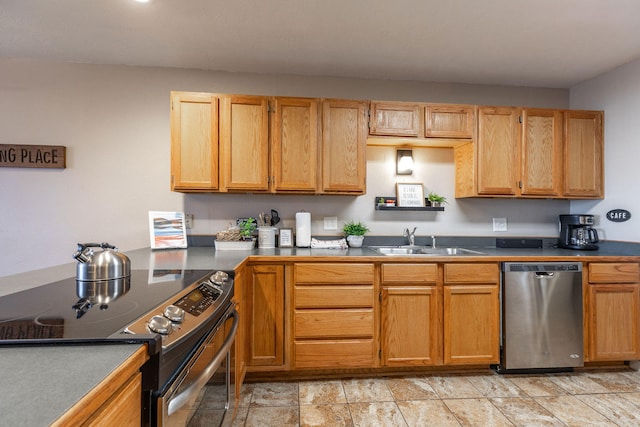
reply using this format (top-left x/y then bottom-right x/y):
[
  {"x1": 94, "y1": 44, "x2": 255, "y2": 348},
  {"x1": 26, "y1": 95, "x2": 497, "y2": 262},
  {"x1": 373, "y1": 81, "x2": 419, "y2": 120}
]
[{"x1": 0, "y1": 268, "x2": 237, "y2": 426}]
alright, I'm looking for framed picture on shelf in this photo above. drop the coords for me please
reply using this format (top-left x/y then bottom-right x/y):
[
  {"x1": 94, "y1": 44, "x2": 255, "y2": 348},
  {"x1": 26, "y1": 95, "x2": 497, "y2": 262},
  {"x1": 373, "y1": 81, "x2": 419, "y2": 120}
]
[
  {"x1": 396, "y1": 183, "x2": 425, "y2": 207},
  {"x1": 149, "y1": 211, "x2": 188, "y2": 249},
  {"x1": 278, "y1": 228, "x2": 293, "y2": 248}
]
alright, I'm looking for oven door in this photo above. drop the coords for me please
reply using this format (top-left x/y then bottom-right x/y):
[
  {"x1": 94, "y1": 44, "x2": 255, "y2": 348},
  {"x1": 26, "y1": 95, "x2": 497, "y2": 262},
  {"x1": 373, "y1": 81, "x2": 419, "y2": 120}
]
[{"x1": 157, "y1": 304, "x2": 238, "y2": 427}]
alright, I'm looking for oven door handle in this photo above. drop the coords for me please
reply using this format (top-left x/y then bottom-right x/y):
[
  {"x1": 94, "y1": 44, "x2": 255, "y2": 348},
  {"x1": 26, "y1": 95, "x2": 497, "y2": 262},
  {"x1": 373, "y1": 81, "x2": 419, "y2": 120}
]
[{"x1": 167, "y1": 308, "x2": 239, "y2": 417}]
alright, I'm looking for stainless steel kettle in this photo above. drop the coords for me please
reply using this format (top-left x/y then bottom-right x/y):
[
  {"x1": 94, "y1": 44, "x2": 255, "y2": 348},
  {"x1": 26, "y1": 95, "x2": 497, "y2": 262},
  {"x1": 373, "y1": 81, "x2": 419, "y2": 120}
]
[{"x1": 73, "y1": 242, "x2": 131, "y2": 282}]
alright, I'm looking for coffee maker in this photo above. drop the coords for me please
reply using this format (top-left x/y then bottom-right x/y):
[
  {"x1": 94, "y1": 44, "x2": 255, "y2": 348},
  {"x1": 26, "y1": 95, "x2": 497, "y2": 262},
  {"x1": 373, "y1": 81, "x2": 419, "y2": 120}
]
[{"x1": 559, "y1": 214, "x2": 599, "y2": 250}]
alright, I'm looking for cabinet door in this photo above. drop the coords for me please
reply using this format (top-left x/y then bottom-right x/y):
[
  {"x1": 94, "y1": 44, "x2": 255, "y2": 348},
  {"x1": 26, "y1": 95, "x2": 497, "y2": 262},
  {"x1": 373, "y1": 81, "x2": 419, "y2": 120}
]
[
  {"x1": 476, "y1": 107, "x2": 520, "y2": 195},
  {"x1": 521, "y1": 109, "x2": 563, "y2": 196},
  {"x1": 83, "y1": 373, "x2": 142, "y2": 427},
  {"x1": 587, "y1": 284, "x2": 640, "y2": 361},
  {"x1": 321, "y1": 99, "x2": 368, "y2": 194},
  {"x1": 170, "y1": 92, "x2": 219, "y2": 192},
  {"x1": 425, "y1": 104, "x2": 475, "y2": 138},
  {"x1": 233, "y1": 268, "x2": 246, "y2": 401},
  {"x1": 369, "y1": 101, "x2": 421, "y2": 137},
  {"x1": 245, "y1": 264, "x2": 285, "y2": 368},
  {"x1": 443, "y1": 285, "x2": 499, "y2": 365},
  {"x1": 381, "y1": 286, "x2": 438, "y2": 366},
  {"x1": 563, "y1": 110, "x2": 604, "y2": 198},
  {"x1": 271, "y1": 97, "x2": 320, "y2": 192},
  {"x1": 220, "y1": 95, "x2": 270, "y2": 192}
]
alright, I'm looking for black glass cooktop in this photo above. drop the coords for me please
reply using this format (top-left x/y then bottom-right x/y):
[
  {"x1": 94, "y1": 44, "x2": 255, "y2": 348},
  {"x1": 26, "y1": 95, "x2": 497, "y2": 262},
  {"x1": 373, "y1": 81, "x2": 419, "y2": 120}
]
[{"x1": 0, "y1": 269, "x2": 213, "y2": 346}]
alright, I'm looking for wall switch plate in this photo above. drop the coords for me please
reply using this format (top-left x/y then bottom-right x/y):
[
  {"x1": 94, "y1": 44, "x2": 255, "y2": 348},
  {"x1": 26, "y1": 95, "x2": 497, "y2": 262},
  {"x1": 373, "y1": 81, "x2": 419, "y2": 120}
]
[
  {"x1": 324, "y1": 216, "x2": 338, "y2": 231},
  {"x1": 185, "y1": 214, "x2": 194, "y2": 229},
  {"x1": 493, "y1": 217, "x2": 507, "y2": 232}
]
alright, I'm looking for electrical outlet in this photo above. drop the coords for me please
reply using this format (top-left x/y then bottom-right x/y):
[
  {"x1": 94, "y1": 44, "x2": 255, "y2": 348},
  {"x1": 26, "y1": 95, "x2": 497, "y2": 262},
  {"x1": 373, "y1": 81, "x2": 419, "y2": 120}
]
[
  {"x1": 324, "y1": 216, "x2": 338, "y2": 231},
  {"x1": 493, "y1": 217, "x2": 507, "y2": 232},
  {"x1": 185, "y1": 214, "x2": 194, "y2": 229}
]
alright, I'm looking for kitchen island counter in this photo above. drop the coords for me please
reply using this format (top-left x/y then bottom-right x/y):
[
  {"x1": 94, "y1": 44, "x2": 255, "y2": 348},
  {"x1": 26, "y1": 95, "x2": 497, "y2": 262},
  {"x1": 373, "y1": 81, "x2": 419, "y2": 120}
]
[{"x1": 0, "y1": 343, "x2": 145, "y2": 426}]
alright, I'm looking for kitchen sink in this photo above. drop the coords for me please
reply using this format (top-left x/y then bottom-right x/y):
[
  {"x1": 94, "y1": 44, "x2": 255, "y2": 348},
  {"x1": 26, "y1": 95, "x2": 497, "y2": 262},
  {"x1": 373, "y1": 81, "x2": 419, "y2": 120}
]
[{"x1": 369, "y1": 246, "x2": 485, "y2": 256}]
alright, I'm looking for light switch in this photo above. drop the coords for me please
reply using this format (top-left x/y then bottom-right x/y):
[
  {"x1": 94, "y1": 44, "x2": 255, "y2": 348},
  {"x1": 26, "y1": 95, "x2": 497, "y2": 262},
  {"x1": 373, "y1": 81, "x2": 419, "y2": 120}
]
[
  {"x1": 324, "y1": 216, "x2": 338, "y2": 231},
  {"x1": 493, "y1": 217, "x2": 507, "y2": 232}
]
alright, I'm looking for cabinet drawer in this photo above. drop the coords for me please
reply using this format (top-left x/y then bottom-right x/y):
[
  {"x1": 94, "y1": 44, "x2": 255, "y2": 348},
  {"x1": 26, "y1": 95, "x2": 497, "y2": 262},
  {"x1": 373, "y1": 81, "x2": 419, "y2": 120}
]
[
  {"x1": 294, "y1": 339, "x2": 375, "y2": 368},
  {"x1": 295, "y1": 309, "x2": 374, "y2": 338},
  {"x1": 444, "y1": 263, "x2": 499, "y2": 284},
  {"x1": 589, "y1": 263, "x2": 640, "y2": 283},
  {"x1": 382, "y1": 263, "x2": 437, "y2": 284},
  {"x1": 295, "y1": 286, "x2": 374, "y2": 308},
  {"x1": 295, "y1": 263, "x2": 374, "y2": 284}
]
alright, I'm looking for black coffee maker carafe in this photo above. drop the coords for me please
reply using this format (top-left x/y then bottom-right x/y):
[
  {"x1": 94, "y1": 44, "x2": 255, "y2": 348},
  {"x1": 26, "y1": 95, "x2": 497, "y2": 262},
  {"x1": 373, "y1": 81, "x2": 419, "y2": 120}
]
[{"x1": 559, "y1": 214, "x2": 599, "y2": 250}]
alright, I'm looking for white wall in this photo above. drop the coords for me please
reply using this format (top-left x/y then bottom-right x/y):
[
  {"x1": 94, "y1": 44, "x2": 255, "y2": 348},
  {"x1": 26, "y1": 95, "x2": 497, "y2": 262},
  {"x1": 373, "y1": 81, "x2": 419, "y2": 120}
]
[
  {"x1": 570, "y1": 57, "x2": 640, "y2": 242},
  {"x1": 0, "y1": 58, "x2": 571, "y2": 277}
]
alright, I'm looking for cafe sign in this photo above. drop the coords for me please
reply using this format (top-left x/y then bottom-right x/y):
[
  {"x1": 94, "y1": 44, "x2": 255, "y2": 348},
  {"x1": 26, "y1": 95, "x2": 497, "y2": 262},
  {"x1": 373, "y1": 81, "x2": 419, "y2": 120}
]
[
  {"x1": 0, "y1": 144, "x2": 66, "y2": 169},
  {"x1": 606, "y1": 209, "x2": 631, "y2": 222}
]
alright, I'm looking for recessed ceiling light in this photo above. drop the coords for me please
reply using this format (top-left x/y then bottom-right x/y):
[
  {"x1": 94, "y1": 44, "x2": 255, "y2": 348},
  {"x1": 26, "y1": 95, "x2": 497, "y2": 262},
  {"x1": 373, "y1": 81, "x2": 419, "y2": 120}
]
[{"x1": 134, "y1": 0, "x2": 150, "y2": 3}]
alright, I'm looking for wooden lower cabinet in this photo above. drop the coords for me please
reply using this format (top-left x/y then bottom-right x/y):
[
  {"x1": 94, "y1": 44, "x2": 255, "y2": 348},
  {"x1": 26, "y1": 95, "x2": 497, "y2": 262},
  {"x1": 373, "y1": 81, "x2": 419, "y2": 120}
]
[
  {"x1": 586, "y1": 263, "x2": 640, "y2": 361},
  {"x1": 245, "y1": 264, "x2": 286, "y2": 369},
  {"x1": 82, "y1": 373, "x2": 142, "y2": 427},
  {"x1": 55, "y1": 346, "x2": 148, "y2": 426},
  {"x1": 381, "y1": 286, "x2": 438, "y2": 366},
  {"x1": 443, "y1": 263, "x2": 500, "y2": 365},
  {"x1": 380, "y1": 264, "x2": 438, "y2": 366},
  {"x1": 293, "y1": 263, "x2": 376, "y2": 369}
]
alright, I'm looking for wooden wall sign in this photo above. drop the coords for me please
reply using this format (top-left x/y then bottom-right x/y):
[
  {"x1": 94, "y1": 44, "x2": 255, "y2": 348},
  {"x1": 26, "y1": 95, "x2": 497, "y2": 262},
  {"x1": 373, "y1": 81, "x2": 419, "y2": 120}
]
[{"x1": 0, "y1": 144, "x2": 66, "y2": 169}]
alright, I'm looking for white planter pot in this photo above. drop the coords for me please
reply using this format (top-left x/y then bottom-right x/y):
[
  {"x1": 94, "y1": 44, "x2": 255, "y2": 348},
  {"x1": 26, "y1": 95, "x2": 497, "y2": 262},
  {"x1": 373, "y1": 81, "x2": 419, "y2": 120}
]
[{"x1": 347, "y1": 235, "x2": 364, "y2": 248}]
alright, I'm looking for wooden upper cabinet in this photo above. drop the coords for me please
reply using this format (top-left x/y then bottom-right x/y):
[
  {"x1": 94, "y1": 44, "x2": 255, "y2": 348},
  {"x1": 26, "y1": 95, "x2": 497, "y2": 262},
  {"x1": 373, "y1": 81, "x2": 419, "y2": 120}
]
[
  {"x1": 476, "y1": 106, "x2": 520, "y2": 195},
  {"x1": 425, "y1": 104, "x2": 475, "y2": 139},
  {"x1": 563, "y1": 110, "x2": 604, "y2": 198},
  {"x1": 170, "y1": 91, "x2": 219, "y2": 192},
  {"x1": 473, "y1": 107, "x2": 563, "y2": 198},
  {"x1": 520, "y1": 108, "x2": 563, "y2": 196},
  {"x1": 369, "y1": 101, "x2": 422, "y2": 137},
  {"x1": 321, "y1": 99, "x2": 368, "y2": 194},
  {"x1": 219, "y1": 95, "x2": 270, "y2": 192},
  {"x1": 270, "y1": 97, "x2": 320, "y2": 193}
]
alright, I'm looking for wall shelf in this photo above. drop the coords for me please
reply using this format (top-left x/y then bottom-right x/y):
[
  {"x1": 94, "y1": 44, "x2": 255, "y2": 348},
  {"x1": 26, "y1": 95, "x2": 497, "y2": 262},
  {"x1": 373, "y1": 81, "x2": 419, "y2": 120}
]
[{"x1": 374, "y1": 197, "x2": 445, "y2": 211}]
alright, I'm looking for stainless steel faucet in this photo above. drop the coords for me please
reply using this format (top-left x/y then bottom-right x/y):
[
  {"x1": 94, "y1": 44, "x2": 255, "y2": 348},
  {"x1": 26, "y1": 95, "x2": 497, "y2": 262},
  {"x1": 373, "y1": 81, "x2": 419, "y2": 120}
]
[
  {"x1": 403, "y1": 227, "x2": 417, "y2": 246},
  {"x1": 431, "y1": 235, "x2": 437, "y2": 249}
]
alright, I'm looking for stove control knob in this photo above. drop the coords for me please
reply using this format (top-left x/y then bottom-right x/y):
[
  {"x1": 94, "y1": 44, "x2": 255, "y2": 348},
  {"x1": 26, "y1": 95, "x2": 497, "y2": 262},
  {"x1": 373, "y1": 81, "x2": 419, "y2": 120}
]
[
  {"x1": 164, "y1": 305, "x2": 185, "y2": 323},
  {"x1": 210, "y1": 271, "x2": 229, "y2": 285},
  {"x1": 148, "y1": 315, "x2": 173, "y2": 335}
]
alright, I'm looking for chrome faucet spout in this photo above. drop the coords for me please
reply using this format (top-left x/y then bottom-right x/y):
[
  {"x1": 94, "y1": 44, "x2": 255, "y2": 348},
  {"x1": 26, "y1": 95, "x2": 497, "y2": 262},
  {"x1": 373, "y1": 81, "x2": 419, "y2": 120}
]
[
  {"x1": 403, "y1": 227, "x2": 417, "y2": 246},
  {"x1": 431, "y1": 235, "x2": 436, "y2": 249}
]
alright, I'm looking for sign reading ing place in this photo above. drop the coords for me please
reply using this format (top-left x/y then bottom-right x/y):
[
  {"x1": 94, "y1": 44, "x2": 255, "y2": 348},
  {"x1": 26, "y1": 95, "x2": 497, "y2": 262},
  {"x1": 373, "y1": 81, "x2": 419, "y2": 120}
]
[
  {"x1": 0, "y1": 144, "x2": 66, "y2": 169},
  {"x1": 606, "y1": 209, "x2": 631, "y2": 222}
]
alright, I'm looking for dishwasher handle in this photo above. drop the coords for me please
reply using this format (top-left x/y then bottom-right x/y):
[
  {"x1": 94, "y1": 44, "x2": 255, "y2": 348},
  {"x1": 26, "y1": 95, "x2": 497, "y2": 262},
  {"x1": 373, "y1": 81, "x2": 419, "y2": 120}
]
[{"x1": 535, "y1": 272, "x2": 555, "y2": 278}]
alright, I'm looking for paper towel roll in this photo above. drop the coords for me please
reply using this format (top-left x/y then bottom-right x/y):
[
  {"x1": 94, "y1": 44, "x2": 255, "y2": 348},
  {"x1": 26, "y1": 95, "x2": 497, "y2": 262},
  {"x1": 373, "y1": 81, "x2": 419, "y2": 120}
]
[{"x1": 296, "y1": 212, "x2": 311, "y2": 247}]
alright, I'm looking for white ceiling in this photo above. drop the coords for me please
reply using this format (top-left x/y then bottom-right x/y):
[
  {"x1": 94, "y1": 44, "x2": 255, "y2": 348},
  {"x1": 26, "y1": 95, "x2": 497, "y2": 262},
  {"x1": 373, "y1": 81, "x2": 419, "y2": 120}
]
[{"x1": 2, "y1": 0, "x2": 640, "y2": 88}]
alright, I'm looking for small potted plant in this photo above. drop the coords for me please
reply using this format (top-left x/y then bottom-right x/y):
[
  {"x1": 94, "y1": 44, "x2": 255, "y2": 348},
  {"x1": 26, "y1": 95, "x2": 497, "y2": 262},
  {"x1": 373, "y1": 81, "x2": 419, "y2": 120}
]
[
  {"x1": 427, "y1": 192, "x2": 447, "y2": 207},
  {"x1": 215, "y1": 218, "x2": 257, "y2": 250},
  {"x1": 238, "y1": 218, "x2": 257, "y2": 240},
  {"x1": 342, "y1": 220, "x2": 370, "y2": 248}
]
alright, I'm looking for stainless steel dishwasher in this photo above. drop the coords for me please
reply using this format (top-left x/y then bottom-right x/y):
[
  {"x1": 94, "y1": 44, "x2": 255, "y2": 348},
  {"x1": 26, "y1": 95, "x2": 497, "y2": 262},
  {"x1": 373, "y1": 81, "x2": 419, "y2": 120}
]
[{"x1": 499, "y1": 262, "x2": 583, "y2": 372}]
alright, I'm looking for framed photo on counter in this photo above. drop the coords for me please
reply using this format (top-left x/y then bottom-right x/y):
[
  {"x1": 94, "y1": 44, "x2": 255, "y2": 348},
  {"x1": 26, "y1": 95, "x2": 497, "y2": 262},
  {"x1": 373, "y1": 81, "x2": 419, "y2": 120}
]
[
  {"x1": 279, "y1": 228, "x2": 293, "y2": 248},
  {"x1": 396, "y1": 183, "x2": 425, "y2": 207},
  {"x1": 149, "y1": 211, "x2": 188, "y2": 249}
]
